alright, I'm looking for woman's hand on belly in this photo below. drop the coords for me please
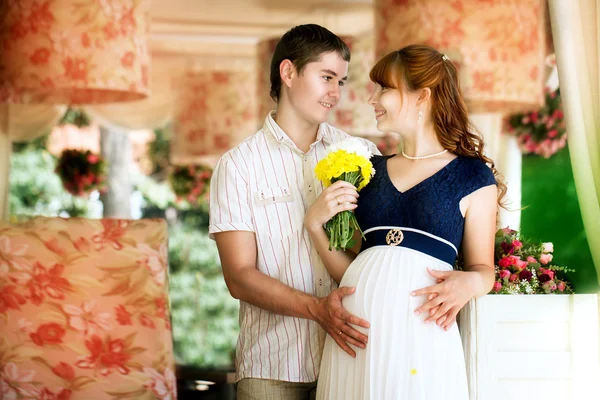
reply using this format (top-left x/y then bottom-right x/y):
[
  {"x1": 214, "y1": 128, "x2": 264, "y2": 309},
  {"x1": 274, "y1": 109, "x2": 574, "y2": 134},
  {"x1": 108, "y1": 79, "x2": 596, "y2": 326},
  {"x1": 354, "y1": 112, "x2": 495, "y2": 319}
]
[{"x1": 410, "y1": 268, "x2": 479, "y2": 331}]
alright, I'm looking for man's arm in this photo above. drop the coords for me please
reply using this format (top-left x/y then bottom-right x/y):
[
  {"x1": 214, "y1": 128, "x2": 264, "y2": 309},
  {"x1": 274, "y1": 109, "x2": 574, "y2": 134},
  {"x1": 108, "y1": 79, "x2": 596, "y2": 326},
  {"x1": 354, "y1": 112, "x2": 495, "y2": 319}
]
[{"x1": 215, "y1": 230, "x2": 369, "y2": 357}]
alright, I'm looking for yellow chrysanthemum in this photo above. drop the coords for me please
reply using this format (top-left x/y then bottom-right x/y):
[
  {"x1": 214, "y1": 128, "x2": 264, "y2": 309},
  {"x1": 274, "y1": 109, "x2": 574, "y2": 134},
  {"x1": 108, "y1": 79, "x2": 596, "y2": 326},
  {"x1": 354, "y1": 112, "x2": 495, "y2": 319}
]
[
  {"x1": 313, "y1": 138, "x2": 375, "y2": 250},
  {"x1": 315, "y1": 150, "x2": 373, "y2": 191}
]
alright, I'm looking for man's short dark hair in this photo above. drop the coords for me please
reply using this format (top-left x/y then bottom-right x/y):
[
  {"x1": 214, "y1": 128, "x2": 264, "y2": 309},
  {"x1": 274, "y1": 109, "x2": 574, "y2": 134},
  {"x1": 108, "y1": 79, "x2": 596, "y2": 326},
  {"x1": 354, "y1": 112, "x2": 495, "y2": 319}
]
[{"x1": 269, "y1": 24, "x2": 351, "y2": 102}]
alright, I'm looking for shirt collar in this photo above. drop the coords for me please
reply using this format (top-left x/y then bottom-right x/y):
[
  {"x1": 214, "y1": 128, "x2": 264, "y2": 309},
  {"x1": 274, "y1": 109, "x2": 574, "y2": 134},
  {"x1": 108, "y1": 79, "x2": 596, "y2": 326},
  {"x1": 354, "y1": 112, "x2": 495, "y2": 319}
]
[{"x1": 263, "y1": 111, "x2": 333, "y2": 148}]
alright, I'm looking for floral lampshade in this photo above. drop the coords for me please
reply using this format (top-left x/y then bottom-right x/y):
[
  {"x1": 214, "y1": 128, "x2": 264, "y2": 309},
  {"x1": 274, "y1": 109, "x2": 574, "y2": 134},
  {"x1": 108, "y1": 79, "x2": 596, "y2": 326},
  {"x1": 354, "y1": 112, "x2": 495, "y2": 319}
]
[
  {"x1": 0, "y1": 0, "x2": 150, "y2": 104},
  {"x1": 374, "y1": 0, "x2": 547, "y2": 113},
  {"x1": 0, "y1": 217, "x2": 177, "y2": 399},
  {"x1": 170, "y1": 71, "x2": 257, "y2": 166}
]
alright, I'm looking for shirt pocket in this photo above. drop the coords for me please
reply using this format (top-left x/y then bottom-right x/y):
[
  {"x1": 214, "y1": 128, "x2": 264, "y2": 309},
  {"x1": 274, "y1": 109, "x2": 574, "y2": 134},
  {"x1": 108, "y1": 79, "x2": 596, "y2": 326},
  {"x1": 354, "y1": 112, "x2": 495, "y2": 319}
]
[{"x1": 253, "y1": 186, "x2": 302, "y2": 239}]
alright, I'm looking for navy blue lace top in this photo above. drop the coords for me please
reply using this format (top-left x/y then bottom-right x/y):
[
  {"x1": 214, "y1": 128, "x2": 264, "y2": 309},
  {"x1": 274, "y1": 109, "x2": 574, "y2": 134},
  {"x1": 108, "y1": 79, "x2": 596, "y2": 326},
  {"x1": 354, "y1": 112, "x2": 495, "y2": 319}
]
[{"x1": 355, "y1": 155, "x2": 496, "y2": 254}]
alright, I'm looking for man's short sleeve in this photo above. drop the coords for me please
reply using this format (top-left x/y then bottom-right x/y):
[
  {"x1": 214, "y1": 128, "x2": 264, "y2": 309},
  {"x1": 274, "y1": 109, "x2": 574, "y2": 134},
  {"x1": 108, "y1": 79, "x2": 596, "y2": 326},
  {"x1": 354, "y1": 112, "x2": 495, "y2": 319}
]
[
  {"x1": 209, "y1": 154, "x2": 255, "y2": 239},
  {"x1": 363, "y1": 137, "x2": 382, "y2": 156}
]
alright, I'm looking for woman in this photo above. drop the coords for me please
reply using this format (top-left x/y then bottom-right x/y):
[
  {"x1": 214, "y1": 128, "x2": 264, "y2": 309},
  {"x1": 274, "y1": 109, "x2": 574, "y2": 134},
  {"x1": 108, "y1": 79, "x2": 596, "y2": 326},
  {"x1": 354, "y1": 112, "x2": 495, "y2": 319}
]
[{"x1": 305, "y1": 45, "x2": 506, "y2": 399}]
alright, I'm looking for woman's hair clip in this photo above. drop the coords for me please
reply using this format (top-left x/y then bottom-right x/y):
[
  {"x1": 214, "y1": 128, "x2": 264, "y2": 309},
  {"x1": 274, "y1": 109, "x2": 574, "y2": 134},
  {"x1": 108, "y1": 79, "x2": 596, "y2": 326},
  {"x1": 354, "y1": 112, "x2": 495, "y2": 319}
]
[{"x1": 442, "y1": 54, "x2": 450, "y2": 61}]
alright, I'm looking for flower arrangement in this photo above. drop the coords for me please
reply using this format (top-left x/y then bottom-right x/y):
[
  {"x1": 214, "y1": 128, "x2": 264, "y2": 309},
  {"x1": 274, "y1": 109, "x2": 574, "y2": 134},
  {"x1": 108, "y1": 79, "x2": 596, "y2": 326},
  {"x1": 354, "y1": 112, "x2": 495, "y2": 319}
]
[
  {"x1": 491, "y1": 227, "x2": 574, "y2": 295},
  {"x1": 506, "y1": 87, "x2": 567, "y2": 159},
  {"x1": 55, "y1": 149, "x2": 107, "y2": 197},
  {"x1": 315, "y1": 138, "x2": 375, "y2": 250},
  {"x1": 169, "y1": 164, "x2": 212, "y2": 206}
]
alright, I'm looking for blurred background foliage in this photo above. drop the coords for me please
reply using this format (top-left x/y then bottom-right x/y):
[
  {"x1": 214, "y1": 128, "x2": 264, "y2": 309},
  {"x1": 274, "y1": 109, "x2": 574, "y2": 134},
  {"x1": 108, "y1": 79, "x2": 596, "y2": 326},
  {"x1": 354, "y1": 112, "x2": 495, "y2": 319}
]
[{"x1": 520, "y1": 146, "x2": 597, "y2": 293}]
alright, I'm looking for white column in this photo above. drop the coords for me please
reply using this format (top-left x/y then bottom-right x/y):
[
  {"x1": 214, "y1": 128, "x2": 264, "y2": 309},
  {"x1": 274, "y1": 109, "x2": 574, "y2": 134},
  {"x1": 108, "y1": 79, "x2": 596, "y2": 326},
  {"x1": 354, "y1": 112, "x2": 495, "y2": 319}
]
[{"x1": 470, "y1": 113, "x2": 522, "y2": 230}]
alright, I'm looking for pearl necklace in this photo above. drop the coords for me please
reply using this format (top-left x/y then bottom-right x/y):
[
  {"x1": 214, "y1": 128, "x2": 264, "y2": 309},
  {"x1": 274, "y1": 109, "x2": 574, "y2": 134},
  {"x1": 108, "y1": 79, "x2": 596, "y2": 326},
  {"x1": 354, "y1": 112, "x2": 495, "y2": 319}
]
[{"x1": 401, "y1": 149, "x2": 448, "y2": 160}]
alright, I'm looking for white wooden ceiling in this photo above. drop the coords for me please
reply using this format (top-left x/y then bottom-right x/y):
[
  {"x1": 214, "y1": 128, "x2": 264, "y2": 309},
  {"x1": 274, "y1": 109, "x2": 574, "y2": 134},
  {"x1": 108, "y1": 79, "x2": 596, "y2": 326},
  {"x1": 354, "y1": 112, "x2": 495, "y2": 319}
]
[{"x1": 148, "y1": 0, "x2": 374, "y2": 67}]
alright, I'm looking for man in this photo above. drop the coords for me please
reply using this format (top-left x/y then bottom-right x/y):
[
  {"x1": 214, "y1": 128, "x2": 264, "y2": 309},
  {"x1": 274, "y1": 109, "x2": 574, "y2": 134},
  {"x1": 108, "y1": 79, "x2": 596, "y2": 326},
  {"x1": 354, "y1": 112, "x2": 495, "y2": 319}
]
[{"x1": 210, "y1": 24, "x2": 379, "y2": 399}]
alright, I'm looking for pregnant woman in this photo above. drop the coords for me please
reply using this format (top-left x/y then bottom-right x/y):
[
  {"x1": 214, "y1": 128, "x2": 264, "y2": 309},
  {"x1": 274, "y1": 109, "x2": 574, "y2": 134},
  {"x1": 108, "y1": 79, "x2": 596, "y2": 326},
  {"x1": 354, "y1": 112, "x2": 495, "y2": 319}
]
[{"x1": 305, "y1": 44, "x2": 505, "y2": 399}]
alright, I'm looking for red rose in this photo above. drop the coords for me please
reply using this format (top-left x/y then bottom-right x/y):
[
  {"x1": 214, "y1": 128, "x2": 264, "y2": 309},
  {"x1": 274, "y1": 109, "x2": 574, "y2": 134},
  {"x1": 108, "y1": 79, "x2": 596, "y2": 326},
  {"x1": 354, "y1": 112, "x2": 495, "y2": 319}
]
[
  {"x1": 498, "y1": 257, "x2": 512, "y2": 268},
  {"x1": 518, "y1": 270, "x2": 533, "y2": 282}
]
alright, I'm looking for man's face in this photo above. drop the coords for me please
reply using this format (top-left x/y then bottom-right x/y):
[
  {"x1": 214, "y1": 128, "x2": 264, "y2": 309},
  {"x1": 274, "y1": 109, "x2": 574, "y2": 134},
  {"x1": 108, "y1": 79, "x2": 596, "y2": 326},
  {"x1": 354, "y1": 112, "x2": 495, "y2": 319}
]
[{"x1": 286, "y1": 51, "x2": 349, "y2": 126}]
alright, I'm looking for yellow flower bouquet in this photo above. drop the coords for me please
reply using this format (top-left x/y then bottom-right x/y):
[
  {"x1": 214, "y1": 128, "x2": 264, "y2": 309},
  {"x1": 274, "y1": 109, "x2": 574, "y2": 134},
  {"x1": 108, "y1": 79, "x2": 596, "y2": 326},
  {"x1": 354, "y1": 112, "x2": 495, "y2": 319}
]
[{"x1": 315, "y1": 138, "x2": 375, "y2": 250}]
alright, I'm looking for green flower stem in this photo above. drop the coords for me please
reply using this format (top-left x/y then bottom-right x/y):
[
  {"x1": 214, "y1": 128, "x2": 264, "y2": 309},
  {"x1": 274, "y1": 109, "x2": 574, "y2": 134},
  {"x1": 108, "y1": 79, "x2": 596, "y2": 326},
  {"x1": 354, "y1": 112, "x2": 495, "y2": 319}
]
[{"x1": 325, "y1": 170, "x2": 366, "y2": 251}]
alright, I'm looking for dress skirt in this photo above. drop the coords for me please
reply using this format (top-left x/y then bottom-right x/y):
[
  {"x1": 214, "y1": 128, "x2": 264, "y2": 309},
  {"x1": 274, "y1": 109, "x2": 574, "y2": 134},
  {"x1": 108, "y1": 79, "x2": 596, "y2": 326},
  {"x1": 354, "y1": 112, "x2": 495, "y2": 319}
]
[{"x1": 316, "y1": 245, "x2": 469, "y2": 400}]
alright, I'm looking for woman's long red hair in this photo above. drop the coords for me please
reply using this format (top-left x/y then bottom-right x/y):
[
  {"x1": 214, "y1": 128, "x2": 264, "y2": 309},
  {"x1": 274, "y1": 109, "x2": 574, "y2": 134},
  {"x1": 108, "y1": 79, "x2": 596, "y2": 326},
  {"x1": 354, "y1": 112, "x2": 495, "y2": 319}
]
[{"x1": 370, "y1": 45, "x2": 507, "y2": 207}]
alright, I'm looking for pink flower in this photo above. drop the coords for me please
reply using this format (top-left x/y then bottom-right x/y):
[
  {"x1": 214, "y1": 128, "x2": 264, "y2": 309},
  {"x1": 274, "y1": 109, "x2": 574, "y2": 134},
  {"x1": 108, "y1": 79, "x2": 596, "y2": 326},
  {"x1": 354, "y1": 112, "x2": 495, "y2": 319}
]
[
  {"x1": 492, "y1": 282, "x2": 502, "y2": 292},
  {"x1": 144, "y1": 368, "x2": 177, "y2": 400},
  {"x1": 557, "y1": 281, "x2": 566, "y2": 292},
  {"x1": 539, "y1": 253, "x2": 553, "y2": 265},
  {"x1": 18, "y1": 318, "x2": 34, "y2": 333},
  {"x1": 0, "y1": 378, "x2": 17, "y2": 400},
  {"x1": 0, "y1": 362, "x2": 35, "y2": 388},
  {"x1": 512, "y1": 240, "x2": 523, "y2": 250},
  {"x1": 515, "y1": 260, "x2": 529, "y2": 270},
  {"x1": 527, "y1": 256, "x2": 538, "y2": 264},
  {"x1": 137, "y1": 244, "x2": 167, "y2": 286},
  {"x1": 63, "y1": 301, "x2": 112, "y2": 336},
  {"x1": 542, "y1": 280, "x2": 557, "y2": 294},
  {"x1": 548, "y1": 129, "x2": 558, "y2": 138},
  {"x1": 0, "y1": 236, "x2": 30, "y2": 277},
  {"x1": 542, "y1": 242, "x2": 554, "y2": 253},
  {"x1": 498, "y1": 269, "x2": 511, "y2": 280},
  {"x1": 501, "y1": 227, "x2": 516, "y2": 235},
  {"x1": 87, "y1": 154, "x2": 99, "y2": 164},
  {"x1": 509, "y1": 274, "x2": 518, "y2": 282}
]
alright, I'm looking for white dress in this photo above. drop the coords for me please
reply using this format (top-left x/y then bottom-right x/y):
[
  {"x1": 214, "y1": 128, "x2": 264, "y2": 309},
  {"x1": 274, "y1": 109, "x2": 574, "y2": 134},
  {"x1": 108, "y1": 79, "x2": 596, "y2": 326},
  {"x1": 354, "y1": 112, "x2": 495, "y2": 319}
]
[
  {"x1": 316, "y1": 240, "x2": 469, "y2": 400},
  {"x1": 316, "y1": 154, "x2": 495, "y2": 399}
]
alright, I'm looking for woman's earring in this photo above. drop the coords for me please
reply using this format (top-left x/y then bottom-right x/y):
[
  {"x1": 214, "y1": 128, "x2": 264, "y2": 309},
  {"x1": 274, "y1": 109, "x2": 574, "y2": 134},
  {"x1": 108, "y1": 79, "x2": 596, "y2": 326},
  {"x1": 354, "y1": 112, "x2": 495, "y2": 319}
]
[{"x1": 417, "y1": 110, "x2": 424, "y2": 124}]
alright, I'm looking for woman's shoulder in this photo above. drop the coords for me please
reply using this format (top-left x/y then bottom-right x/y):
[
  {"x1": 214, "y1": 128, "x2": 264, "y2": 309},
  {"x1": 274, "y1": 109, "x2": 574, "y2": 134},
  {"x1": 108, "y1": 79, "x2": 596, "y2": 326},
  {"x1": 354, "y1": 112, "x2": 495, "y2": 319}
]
[{"x1": 455, "y1": 156, "x2": 496, "y2": 188}]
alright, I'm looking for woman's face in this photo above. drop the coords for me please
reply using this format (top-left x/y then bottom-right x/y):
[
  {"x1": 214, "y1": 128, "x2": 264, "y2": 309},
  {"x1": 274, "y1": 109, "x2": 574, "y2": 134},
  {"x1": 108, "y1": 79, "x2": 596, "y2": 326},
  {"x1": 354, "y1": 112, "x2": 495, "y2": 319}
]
[{"x1": 368, "y1": 83, "x2": 422, "y2": 135}]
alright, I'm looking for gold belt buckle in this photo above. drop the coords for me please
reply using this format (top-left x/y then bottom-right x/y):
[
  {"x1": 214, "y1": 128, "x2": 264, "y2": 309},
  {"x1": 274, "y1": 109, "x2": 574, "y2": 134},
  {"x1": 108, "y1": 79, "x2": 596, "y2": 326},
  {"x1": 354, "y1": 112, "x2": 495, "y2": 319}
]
[{"x1": 386, "y1": 228, "x2": 404, "y2": 246}]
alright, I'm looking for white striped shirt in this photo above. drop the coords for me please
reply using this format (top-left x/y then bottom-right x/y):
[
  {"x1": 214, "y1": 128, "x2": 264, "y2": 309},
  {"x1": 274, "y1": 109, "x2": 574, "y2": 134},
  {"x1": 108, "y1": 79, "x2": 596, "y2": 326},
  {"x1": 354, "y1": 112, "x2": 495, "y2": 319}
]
[{"x1": 209, "y1": 111, "x2": 379, "y2": 383}]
